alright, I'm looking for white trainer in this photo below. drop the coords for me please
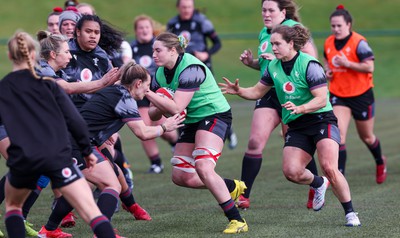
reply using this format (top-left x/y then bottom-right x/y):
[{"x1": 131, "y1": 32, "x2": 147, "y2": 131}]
[
  {"x1": 345, "y1": 212, "x2": 361, "y2": 227},
  {"x1": 312, "y1": 176, "x2": 329, "y2": 211}
]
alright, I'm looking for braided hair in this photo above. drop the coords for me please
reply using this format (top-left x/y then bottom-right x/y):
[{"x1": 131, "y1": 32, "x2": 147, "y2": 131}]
[{"x1": 8, "y1": 31, "x2": 53, "y2": 80}]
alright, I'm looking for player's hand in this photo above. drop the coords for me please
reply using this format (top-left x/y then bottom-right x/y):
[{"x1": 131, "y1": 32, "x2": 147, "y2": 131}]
[
  {"x1": 260, "y1": 53, "x2": 275, "y2": 61},
  {"x1": 333, "y1": 52, "x2": 350, "y2": 68},
  {"x1": 84, "y1": 153, "x2": 98, "y2": 170},
  {"x1": 163, "y1": 113, "x2": 185, "y2": 131},
  {"x1": 282, "y1": 101, "x2": 305, "y2": 115},
  {"x1": 239, "y1": 49, "x2": 254, "y2": 66},
  {"x1": 101, "y1": 67, "x2": 119, "y2": 86},
  {"x1": 219, "y1": 77, "x2": 240, "y2": 95}
]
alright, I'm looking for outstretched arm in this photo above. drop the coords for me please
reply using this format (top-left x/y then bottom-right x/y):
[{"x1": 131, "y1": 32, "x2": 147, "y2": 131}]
[
  {"x1": 57, "y1": 67, "x2": 119, "y2": 94},
  {"x1": 219, "y1": 77, "x2": 271, "y2": 100},
  {"x1": 127, "y1": 114, "x2": 184, "y2": 141}
]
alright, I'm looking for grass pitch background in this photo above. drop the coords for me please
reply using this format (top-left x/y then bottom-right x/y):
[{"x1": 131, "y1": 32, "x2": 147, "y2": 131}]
[{"x1": 0, "y1": 0, "x2": 400, "y2": 237}]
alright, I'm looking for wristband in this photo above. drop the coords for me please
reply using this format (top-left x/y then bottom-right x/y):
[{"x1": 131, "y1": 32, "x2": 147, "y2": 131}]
[{"x1": 161, "y1": 124, "x2": 167, "y2": 133}]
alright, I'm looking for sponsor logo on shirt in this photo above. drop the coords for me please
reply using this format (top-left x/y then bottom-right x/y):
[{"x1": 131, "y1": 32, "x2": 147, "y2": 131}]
[
  {"x1": 139, "y1": 55, "x2": 152, "y2": 68},
  {"x1": 283, "y1": 82, "x2": 295, "y2": 94},
  {"x1": 80, "y1": 68, "x2": 93, "y2": 82},
  {"x1": 93, "y1": 57, "x2": 99, "y2": 66},
  {"x1": 260, "y1": 41, "x2": 269, "y2": 53}
]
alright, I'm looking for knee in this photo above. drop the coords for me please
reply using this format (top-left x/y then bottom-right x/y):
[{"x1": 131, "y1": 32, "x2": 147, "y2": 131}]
[
  {"x1": 360, "y1": 135, "x2": 375, "y2": 145},
  {"x1": 282, "y1": 166, "x2": 301, "y2": 183},
  {"x1": 103, "y1": 179, "x2": 121, "y2": 194},
  {"x1": 247, "y1": 136, "x2": 264, "y2": 152},
  {"x1": 171, "y1": 171, "x2": 195, "y2": 188},
  {"x1": 171, "y1": 173, "x2": 184, "y2": 186},
  {"x1": 195, "y1": 165, "x2": 213, "y2": 182}
]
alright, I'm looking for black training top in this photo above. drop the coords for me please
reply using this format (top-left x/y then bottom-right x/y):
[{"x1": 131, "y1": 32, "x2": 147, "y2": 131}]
[
  {"x1": 64, "y1": 38, "x2": 112, "y2": 109},
  {"x1": 131, "y1": 38, "x2": 157, "y2": 80},
  {"x1": 0, "y1": 69, "x2": 92, "y2": 173},
  {"x1": 167, "y1": 11, "x2": 221, "y2": 69},
  {"x1": 79, "y1": 84, "x2": 142, "y2": 146}
]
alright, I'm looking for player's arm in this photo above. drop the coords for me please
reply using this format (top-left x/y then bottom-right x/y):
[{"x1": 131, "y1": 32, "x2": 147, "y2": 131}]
[
  {"x1": 219, "y1": 77, "x2": 271, "y2": 100},
  {"x1": 126, "y1": 116, "x2": 184, "y2": 141},
  {"x1": 240, "y1": 49, "x2": 261, "y2": 70},
  {"x1": 57, "y1": 67, "x2": 119, "y2": 94}
]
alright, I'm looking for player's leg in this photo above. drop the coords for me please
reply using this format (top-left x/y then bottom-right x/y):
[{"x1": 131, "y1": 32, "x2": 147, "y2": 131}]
[
  {"x1": 332, "y1": 105, "x2": 352, "y2": 174},
  {"x1": 239, "y1": 107, "x2": 280, "y2": 208}
]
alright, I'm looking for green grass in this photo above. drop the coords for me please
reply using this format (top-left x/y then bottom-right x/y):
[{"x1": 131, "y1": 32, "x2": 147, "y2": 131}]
[
  {"x1": 1, "y1": 0, "x2": 400, "y2": 98},
  {"x1": 1, "y1": 100, "x2": 399, "y2": 237},
  {"x1": 0, "y1": 0, "x2": 400, "y2": 237}
]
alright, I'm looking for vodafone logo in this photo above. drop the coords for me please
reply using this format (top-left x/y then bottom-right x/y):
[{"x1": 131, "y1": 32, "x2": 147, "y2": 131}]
[
  {"x1": 80, "y1": 68, "x2": 93, "y2": 82},
  {"x1": 139, "y1": 55, "x2": 152, "y2": 68},
  {"x1": 260, "y1": 41, "x2": 269, "y2": 53},
  {"x1": 62, "y1": 168, "x2": 72, "y2": 178},
  {"x1": 283, "y1": 82, "x2": 295, "y2": 94},
  {"x1": 72, "y1": 157, "x2": 78, "y2": 165}
]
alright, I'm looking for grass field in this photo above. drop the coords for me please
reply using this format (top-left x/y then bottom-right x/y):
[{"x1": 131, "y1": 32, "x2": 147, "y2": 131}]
[
  {"x1": 1, "y1": 100, "x2": 399, "y2": 238},
  {"x1": 1, "y1": 0, "x2": 400, "y2": 98},
  {"x1": 0, "y1": 0, "x2": 399, "y2": 237}
]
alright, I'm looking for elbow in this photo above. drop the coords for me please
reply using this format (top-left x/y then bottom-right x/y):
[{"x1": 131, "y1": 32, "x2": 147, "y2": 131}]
[
  {"x1": 137, "y1": 134, "x2": 148, "y2": 141},
  {"x1": 63, "y1": 87, "x2": 74, "y2": 95},
  {"x1": 135, "y1": 132, "x2": 148, "y2": 141}
]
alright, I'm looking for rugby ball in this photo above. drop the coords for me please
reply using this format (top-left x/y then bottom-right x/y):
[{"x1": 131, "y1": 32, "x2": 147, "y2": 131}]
[
  {"x1": 155, "y1": 87, "x2": 187, "y2": 118},
  {"x1": 156, "y1": 87, "x2": 175, "y2": 100}
]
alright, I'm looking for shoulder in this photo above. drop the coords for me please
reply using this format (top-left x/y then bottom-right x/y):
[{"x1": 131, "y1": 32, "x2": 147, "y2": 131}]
[
  {"x1": 193, "y1": 12, "x2": 207, "y2": 22},
  {"x1": 68, "y1": 39, "x2": 79, "y2": 52},
  {"x1": 93, "y1": 46, "x2": 110, "y2": 60},
  {"x1": 38, "y1": 61, "x2": 57, "y2": 77},
  {"x1": 352, "y1": 31, "x2": 367, "y2": 41},
  {"x1": 130, "y1": 39, "x2": 138, "y2": 48},
  {"x1": 325, "y1": 35, "x2": 335, "y2": 43},
  {"x1": 283, "y1": 19, "x2": 301, "y2": 27},
  {"x1": 167, "y1": 15, "x2": 180, "y2": 26}
]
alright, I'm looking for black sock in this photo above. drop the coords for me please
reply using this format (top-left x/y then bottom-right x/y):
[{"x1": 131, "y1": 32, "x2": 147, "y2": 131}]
[
  {"x1": 306, "y1": 157, "x2": 319, "y2": 176},
  {"x1": 219, "y1": 199, "x2": 243, "y2": 222},
  {"x1": 114, "y1": 138, "x2": 131, "y2": 175},
  {"x1": 114, "y1": 137, "x2": 123, "y2": 152},
  {"x1": 309, "y1": 175, "x2": 324, "y2": 188},
  {"x1": 45, "y1": 196, "x2": 73, "y2": 230},
  {"x1": 224, "y1": 179, "x2": 235, "y2": 193},
  {"x1": 338, "y1": 144, "x2": 347, "y2": 175},
  {"x1": 120, "y1": 188, "x2": 135, "y2": 208},
  {"x1": 341, "y1": 200, "x2": 354, "y2": 215},
  {"x1": 5, "y1": 210, "x2": 25, "y2": 237},
  {"x1": 113, "y1": 149, "x2": 125, "y2": 169},
  {"x1": 22, "y1": 188, "x2": 41, "y2": 219},
  {"x1": 97, "y1": 189, "x2": 119, "y2": 220},
  {"x1": 0, "y1": 175, "x2": 7, "y2": 204},
  {"x1": 90, "y1": 215, "x2": 115, "y2": 238},
  {"x1": 367, "y1": 139, "x2": 383, "y2": 165},
  {"x1": 149, "y1": 155, "x2": 162, "y2": 166},
  {"x1": 240, "y1": 153, "x2": 262, "y2": 198}
]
